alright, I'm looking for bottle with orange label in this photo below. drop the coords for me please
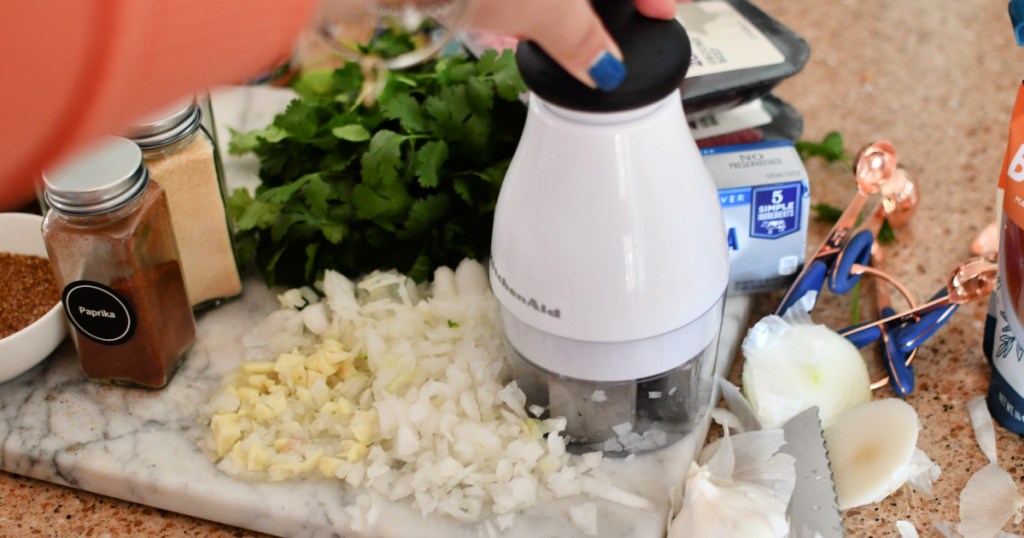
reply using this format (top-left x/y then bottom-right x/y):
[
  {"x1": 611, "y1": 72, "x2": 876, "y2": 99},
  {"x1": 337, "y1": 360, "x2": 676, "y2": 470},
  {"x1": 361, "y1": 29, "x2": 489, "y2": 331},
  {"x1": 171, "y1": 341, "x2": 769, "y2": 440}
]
[{"x1": 985, "y1": 5, "x2": 1024, "y2": 431}]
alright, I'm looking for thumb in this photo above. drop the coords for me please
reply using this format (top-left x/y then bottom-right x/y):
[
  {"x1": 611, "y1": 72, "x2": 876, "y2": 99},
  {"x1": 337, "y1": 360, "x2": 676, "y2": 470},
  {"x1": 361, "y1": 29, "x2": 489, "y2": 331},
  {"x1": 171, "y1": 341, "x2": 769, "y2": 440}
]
[
  {"x1": 635, "y1": 0, "x2": 679, "y2": 19},
  {"x1": 469, "y1": 0, "x2": 627, "y2": 91}
]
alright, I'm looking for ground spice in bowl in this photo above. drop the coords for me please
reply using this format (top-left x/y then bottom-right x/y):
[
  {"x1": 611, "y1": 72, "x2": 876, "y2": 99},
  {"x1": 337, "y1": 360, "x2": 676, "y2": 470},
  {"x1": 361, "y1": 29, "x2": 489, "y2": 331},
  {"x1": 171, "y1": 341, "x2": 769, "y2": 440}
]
[{"x1": 0, "y1": 253, "x2": 59, "y2": 339}]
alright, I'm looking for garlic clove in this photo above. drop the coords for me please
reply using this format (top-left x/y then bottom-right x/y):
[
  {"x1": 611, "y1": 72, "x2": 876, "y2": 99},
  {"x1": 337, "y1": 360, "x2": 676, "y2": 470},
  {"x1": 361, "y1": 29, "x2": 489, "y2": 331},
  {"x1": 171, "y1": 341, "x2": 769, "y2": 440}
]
[{"x1": 669, "y1": 462, "x2": 789, "y2": 538}]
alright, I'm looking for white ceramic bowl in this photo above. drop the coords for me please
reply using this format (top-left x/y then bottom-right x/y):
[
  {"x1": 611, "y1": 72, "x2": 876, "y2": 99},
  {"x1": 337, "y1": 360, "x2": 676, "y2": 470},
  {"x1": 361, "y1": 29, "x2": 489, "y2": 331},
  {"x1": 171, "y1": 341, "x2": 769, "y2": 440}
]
[{"x1": 0, "y1": 212, "x2": 67, "y2": 383}]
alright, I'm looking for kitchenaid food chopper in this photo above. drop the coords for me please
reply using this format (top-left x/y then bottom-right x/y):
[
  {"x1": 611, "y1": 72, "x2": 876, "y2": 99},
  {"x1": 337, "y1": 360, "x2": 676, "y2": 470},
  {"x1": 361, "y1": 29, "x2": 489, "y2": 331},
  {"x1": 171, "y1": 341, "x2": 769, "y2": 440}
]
[{"x1": 489, "y1": 0, "x2": 730, "y2": 454}]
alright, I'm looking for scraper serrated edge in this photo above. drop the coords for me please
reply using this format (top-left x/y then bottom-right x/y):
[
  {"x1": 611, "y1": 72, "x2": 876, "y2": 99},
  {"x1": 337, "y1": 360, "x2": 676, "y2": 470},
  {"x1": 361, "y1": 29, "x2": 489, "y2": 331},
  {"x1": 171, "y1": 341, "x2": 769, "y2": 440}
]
[{"x1": 779, "y1": 406, "x2": 844, "y2": 538}]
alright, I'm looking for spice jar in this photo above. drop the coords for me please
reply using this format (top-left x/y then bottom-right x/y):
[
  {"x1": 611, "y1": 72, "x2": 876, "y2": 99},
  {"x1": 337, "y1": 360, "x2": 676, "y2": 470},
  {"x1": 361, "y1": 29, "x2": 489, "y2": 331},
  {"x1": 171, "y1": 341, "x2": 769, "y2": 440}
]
[
  {"x1": 128, "y1": 96, "x2": 242, "y2": 309},
  {"x1": 42, "y1": 137, "x2": 196, "y2": 389}
]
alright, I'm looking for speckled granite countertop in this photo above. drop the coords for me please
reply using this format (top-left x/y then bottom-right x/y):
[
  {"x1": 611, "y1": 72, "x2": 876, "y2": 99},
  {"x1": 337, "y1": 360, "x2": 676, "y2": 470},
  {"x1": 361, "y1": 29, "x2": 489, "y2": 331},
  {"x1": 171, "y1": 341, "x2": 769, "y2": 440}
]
[{"x1": 3, "y1": 0, "x2": 1024, "y2": 536}]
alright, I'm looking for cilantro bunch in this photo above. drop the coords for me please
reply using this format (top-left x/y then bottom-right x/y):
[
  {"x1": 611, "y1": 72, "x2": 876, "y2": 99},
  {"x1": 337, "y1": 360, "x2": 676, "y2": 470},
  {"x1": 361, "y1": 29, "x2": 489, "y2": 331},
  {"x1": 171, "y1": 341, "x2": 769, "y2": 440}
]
[{"x1": 227, "y1": 50, "x2": 527, "y2": 286}]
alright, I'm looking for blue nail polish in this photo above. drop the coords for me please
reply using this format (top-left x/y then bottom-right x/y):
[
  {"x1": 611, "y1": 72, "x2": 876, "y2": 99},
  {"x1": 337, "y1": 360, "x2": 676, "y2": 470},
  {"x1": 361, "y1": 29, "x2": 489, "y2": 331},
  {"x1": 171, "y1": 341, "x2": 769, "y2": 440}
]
[{"x1": 589, "y1": 52, "x2": 627, "y2": 91}]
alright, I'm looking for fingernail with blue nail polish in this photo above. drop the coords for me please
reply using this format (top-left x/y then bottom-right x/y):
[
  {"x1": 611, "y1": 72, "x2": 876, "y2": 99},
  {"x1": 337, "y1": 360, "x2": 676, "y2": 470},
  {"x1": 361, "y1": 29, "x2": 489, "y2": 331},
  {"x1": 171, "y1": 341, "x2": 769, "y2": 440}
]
[{"x1": 589, "y1": 52, "x2": 626, "y2": 91}]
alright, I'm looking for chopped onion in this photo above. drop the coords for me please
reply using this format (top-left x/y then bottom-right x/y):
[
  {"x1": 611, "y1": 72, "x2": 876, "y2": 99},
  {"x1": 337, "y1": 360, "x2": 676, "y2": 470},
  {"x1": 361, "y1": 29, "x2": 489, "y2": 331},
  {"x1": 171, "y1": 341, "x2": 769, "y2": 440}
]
[
  {"x1": 201, "y1": 260, "x2": 650, "y2": 531},
  {"x1": 825, "y1": 398, "x2": 919, "y2": 510},
  {"x1": 741, "y1": 312, "x2": 871, "y2": 429}
]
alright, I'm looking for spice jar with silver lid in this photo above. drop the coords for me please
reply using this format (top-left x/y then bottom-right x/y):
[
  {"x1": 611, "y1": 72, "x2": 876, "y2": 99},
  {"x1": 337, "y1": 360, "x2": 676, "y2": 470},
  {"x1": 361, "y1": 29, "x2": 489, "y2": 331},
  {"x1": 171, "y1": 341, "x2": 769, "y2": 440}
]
[
  {"x1": 128, "y1": 96, "x2": 242, "y2": 309},
  {"x1": 42, "y1": 136, "x2": 196, "y2": 389}
]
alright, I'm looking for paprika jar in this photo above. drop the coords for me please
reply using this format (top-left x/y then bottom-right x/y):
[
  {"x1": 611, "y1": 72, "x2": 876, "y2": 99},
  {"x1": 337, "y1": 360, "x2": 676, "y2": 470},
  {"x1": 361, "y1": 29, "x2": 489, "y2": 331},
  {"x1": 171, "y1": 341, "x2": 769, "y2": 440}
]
[
  {"x1": 42, "y1": 136, "x2": 196, "y2": 389},
  {"x1": 128, "y1": 96, "x2": 241, "y2": 309}
]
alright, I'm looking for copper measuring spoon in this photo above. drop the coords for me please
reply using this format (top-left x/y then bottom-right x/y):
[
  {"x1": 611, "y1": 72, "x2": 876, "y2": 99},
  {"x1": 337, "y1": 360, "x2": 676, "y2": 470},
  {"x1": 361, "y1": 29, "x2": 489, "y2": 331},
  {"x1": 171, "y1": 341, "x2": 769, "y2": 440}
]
[{"x1": 843, "y1": 257, "x2": 998, "y2": 338}]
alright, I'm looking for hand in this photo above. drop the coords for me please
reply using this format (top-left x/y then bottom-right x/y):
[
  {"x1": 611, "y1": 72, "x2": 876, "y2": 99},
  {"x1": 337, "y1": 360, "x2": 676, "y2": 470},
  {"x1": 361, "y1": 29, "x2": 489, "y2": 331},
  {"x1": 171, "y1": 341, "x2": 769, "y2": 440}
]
[{"x1": 469, "y1": 0, "x2": 680, "y2": 91}]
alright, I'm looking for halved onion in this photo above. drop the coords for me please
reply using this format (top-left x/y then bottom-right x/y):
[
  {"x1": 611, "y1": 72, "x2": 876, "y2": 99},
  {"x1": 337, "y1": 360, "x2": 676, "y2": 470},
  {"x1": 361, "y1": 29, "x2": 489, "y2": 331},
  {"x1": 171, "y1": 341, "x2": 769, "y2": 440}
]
[{"x1": 742, "y1": 315, "x2": 871, "y2": 429}]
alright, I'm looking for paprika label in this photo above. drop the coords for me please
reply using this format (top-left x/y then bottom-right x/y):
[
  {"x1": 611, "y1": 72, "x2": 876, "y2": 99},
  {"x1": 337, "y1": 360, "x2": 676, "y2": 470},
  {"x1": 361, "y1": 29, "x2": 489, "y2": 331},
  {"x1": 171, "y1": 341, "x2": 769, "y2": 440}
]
[{"x1": 62, "y1": 281, "x2": 136, "y2": 345}]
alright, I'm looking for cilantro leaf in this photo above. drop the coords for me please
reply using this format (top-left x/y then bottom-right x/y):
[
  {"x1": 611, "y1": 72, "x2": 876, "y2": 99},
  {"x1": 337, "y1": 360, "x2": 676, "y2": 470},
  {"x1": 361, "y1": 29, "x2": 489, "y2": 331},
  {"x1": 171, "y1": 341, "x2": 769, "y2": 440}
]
[
  {"x1": 380, "y1": 93, "x2": 428, "y2": 133},
  {"x1": 277, "y1": 100, "x2": 320, "y2": 141},
  {"x1": 352, "y1": 180, "x2": 412, "y2": 221},
  {"x1": 259, "y1": 173, "x2": 315, "y2": 204},
  {"x1": 228, "y1": 126, "x2": 287, "y2": 155},
  {"x1": 304, "y1": 243, "x2": 320, "y2": 281},
  {"x1": 407, "y1": 253, "x2": 433, "y2": 283},
  {"x1": 361, "y1": 130, "x2": 406, "y2": 185},
  {"x1": 812, "y1": 202, "x2": 844, "y2": 222},
  {"x1": 399, "y1": 194, "x2": 451, "y2": 239},
  {"x1": 877, "y1": 219, "x2": 896, "y2": 244},
  {"x1": 796, "y1": 131, "x2": 852, "y2": 166},
  {"x1": 303, "y1": 175, "x2": 333, "y2": 217},
  {"x1": 466, "y1": 76, "x2": 495, "y2": 113},
  {"x1": 453, "y1": 178, "x2": 473, "y2": 205},
  {"x1": 424, "y1": 86, "x2": 472, "y2": 134},
  {"x1": 415, "y1": 141, "x2": 449, "y2": 188},
  {"x1": 474, "y1": 49, "x2": 501, "y2": 76},
  {"x1": 229, "y1": 49, "x2": 527, "y2": 285},
  {"x1": 331, "y1": 124, "x2": 371, "y2": 142},
  {"x1": 292, "y1": 70, "x2": 335, "y2": 100},
  {"x1": 490, "y1": 50, "x2": 527, "y2": 100},
  {"x1": 236, "y1": 198, "x2": 281, "y2": 231},
  {"x1": 321, "y1": 221, "x2": 347, "y2": 244}
]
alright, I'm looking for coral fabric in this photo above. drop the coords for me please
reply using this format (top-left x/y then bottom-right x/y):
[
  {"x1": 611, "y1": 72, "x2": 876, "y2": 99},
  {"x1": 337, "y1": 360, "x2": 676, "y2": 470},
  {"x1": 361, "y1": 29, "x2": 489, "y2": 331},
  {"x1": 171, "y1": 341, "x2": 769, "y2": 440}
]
[{"x1": 1, "y1": 0, "x2": 318, "y2": 209}]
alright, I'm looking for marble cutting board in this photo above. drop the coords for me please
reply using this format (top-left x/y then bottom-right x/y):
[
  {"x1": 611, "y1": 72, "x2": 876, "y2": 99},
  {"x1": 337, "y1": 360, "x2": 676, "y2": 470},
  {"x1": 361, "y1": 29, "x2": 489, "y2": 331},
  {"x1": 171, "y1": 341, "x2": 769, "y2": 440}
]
[{"x1": 0, "y1": 87, "x2": 753, "y2": 538}]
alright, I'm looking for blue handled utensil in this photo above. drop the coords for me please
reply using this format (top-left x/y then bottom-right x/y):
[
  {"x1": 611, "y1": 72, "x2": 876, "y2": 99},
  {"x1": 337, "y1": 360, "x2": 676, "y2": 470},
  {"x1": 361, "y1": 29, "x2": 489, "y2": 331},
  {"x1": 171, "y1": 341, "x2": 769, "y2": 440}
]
[
  {"x1": 775, "y1": 142, "x2": 896, "y2": 316},
  {"x1": 878, "y1": 307, "x2": 916, "y2": 395},
  {"x1": 842, "y1": 305, "x2": 957, "y2": 351},
  {"x1": 841, "y1": 258, "x2": 997, "y2": 394},
  {"x1": 893, "y1": 289, "x2": 959, "y2": 352},
  {"x1": 842, "y1": 290, "x2": 957, "y2": 353},
  {"x1": 838, "y1": 244, "x2": 917, "y2": 395},
  {"x1": 777, "y1": 229, "x2": 874, "y2": 316},
  {"x1": 870, "y1": 246, "x2": 915, "y2": 395},
  {"x1": 844, "y1": 258, "x2": 997, "y2": 337}
]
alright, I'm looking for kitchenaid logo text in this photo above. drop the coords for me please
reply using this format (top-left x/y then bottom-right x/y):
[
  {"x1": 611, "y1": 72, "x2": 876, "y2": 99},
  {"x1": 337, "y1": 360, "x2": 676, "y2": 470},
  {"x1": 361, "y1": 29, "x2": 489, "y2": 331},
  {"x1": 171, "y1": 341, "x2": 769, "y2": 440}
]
[
  {"x1": 728, "y1": 153, "x2": 783, "y2": 169},
  {"x1": 79, "y1": 307, "x2": 117, "y2": 319},
  {"x1": 489, "y1": 259, "x2": 561, "y2": 319}
]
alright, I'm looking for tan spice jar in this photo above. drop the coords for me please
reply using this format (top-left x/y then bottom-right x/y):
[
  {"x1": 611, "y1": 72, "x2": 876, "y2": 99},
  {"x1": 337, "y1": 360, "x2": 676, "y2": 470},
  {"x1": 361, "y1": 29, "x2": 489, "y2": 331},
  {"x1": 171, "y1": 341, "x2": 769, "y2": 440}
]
[{"x1": 129, "y1": 97, "x2": 242, "y2": 309}]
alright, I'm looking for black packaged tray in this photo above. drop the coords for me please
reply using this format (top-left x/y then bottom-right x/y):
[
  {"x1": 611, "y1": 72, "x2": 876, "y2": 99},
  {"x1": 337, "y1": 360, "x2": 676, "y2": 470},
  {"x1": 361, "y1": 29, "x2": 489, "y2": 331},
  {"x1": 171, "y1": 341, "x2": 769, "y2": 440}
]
[
  {"x1": 761, "y1": 94, "x2": 804, "y2": 142},
  {"x1": 693, "y1": 94, "x2": 804, "y2": 149},
  {"x1": 679, "y1": 0, "x2": 810, "y2": 118},
  {"x1": 460, "y1": 0, "x2": 809, "y2": 117}
]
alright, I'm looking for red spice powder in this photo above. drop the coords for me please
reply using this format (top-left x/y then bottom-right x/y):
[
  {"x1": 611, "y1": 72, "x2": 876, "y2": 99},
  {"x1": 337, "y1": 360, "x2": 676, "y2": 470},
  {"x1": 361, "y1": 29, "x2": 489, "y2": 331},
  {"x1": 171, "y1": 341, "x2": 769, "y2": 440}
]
[
  {"x1": 75, "y1": 260, "x2": 195, "y2": 389},
  {"x1": 0, "y1": 253, "x2": 59, "y2": 339}
]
